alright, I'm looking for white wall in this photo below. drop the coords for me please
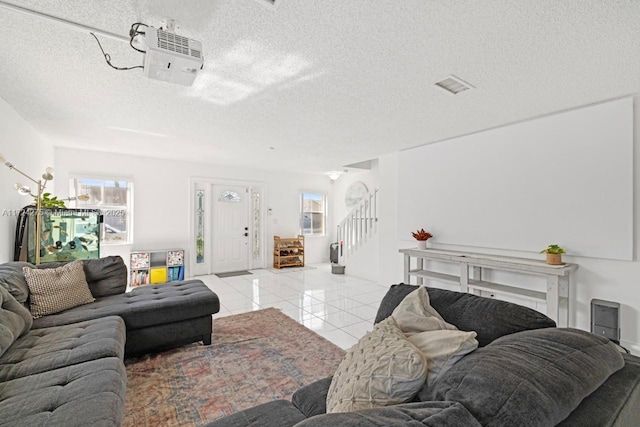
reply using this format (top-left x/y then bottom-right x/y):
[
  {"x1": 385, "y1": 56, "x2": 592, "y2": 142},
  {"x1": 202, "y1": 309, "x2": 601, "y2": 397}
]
[
  {"x1": 372, "y1": 96, "x2": 640, "y2": 355},
  {"x1": 54, "y1": 147, "x2": 333, "y2": 272},
  {"x1": 0, "y1": 97, "x2": 53, "y2": 262},
  {"x1": 397, "y1": 98, "x2": 634, "y2": 260}
]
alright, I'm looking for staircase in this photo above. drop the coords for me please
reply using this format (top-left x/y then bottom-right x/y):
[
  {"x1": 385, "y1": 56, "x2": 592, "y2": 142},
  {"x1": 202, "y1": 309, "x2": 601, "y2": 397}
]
[{"x1": 337, "y1": 189, "x2": 378, "y2": 262}]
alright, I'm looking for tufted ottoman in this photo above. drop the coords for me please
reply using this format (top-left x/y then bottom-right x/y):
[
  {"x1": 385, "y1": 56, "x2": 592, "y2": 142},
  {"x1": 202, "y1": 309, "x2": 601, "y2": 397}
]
[{"x1": 31, "y1": 280, "x2": 220, "y2": 355}]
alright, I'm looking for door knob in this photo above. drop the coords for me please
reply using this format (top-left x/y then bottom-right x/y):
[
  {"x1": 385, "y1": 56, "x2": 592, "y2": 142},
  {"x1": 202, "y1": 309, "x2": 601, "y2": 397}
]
[{"x1": 244, "y1": 232, "x2": 249, "y2": 237}]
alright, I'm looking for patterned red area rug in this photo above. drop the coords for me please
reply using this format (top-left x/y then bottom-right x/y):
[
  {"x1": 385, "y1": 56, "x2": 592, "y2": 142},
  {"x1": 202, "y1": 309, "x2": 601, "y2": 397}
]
[{"x1": 123, "y1": 308, "x2": 345, "y2": 427}]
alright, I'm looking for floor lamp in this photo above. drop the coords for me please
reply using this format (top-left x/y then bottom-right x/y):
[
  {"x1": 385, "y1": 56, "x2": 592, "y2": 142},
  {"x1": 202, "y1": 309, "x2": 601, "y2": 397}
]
[{"x1": 1, "y1": 154, "x2": 54, "y2": 265}]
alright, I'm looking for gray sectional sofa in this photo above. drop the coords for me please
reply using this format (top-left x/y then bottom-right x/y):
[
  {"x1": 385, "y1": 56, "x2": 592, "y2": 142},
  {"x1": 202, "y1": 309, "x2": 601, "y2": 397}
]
[
  {"x1": 0, "y1": 256, "x2": 220, "y2": 427},
  {"x1": 208, "y1": 284, "x2": 640, "y2": 427}
]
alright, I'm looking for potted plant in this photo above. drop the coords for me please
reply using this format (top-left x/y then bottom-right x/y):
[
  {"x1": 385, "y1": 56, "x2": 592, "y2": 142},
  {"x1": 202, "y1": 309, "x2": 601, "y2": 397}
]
[
  {"x1": 540, "y1": 244, "x2": 566, "y2": 265},
  {"x1": 412, "y1": 228, "x2": 433, "y2": 250}
]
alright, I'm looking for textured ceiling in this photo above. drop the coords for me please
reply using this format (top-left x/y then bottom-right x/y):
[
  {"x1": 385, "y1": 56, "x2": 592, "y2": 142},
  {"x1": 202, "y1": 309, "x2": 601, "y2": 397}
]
[{"x1": 0, "y1": 0, "x2": 639, "y2": 174}]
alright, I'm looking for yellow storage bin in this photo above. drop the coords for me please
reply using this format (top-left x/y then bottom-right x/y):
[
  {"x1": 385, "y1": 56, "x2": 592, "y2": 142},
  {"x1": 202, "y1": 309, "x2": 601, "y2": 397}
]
[{"x1": 150, "y1": 267, "x2": 167, "y2": 284}]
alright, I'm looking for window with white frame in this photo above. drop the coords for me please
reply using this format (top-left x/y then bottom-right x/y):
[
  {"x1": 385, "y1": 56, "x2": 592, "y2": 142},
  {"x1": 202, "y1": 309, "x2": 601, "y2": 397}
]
[
  {"x1": 70, "y1": 176, "x2": 133, "y2": 244},
  {"x1": 300, "y1": 192, "x2": 326, "y2": 236}
]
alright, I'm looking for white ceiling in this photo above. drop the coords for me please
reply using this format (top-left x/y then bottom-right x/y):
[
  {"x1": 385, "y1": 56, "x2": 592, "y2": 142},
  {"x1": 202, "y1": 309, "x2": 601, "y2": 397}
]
[{"x1": 0, "y1": 0, "x2": 639, "y2": 174}]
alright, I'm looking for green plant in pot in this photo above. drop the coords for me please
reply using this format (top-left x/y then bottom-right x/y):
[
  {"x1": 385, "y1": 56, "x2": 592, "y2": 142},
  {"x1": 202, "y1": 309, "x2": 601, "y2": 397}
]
[
  {"x1": 540, "y1": 244, "x2": 566, "y2": 265},
  {"x1": 38, "y1": 192, "x2": 66, "y2": 209}
]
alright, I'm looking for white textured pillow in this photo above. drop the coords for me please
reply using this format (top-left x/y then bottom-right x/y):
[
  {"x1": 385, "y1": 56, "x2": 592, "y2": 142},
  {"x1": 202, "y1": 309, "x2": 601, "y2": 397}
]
[
  {"x1": 23, "y1": 260, "x2": 95, "y2": 319},
  {"x1": 392, "y1": 287, "x2": 478, "y2": 384},
  {"x1": 326, "y1": 317, "x2": 427, "y2": 413}
]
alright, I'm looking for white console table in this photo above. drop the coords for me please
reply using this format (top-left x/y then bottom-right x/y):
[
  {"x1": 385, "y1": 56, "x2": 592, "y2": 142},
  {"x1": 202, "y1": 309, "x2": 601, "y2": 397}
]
[{"x1": 399, "y1": 248, "x2": 577, "y2": 326}]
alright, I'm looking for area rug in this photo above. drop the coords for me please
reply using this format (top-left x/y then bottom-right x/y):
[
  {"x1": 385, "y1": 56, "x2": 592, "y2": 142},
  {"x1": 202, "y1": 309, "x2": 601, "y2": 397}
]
[
  {"x1": 214, "y1": 270, "x2": 252, "y2": 278},
  {"x1": 123, "y1": 308, "x2": 345, "y2": 427},
  {"x1": 267, "y1": 265, "x2": 317, "y2": 274}
]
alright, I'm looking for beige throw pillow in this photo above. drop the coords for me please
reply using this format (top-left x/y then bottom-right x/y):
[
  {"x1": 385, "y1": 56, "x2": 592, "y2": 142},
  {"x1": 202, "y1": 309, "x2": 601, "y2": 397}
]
[
  {"x1": 408, "y1": 329, "x2": 478, "y2": 385},
  {"x1": 392, "y1": 287, "x2": 478, "y2": 384},
  {"x1": 23, "y1": 260, "x2": 95, "y2": 319},
  {"x1": 326, "y1": 317, "x2": 427, "y2": 413},
  {"x1": 391, "y1": 286, "x2": 457, "y2": 335}
]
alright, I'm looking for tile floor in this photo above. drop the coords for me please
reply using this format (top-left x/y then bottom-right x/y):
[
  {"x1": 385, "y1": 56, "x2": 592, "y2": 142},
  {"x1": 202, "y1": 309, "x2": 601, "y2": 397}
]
[{"x1": 198, "y1": 263, "x2": 390, "y2": 350}]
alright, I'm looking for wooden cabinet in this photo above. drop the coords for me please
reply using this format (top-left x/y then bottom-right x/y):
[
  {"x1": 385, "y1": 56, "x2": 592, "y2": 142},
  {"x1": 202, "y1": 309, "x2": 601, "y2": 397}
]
[
  {"x1": 130, "y1": 249, "x2": 185, "y2": 286},
  {"x1": 273, "y1": 235, "x2": 304, "y2": 269}
]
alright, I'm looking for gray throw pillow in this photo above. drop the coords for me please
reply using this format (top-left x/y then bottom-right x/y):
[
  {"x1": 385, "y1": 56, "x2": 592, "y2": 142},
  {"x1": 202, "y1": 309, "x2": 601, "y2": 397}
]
[
  {"x1": 423, "y1": 328, "x2": 624, "y2": 426},
  {"x1": 0, "y1": 286, "x2": 32, "y2": 357},
  {"x1": 0, "y1": 262, "x2": 34, "y2": 304},
  {"x1": 82, "y1": 256, "x2": 128, "y2": 297}
]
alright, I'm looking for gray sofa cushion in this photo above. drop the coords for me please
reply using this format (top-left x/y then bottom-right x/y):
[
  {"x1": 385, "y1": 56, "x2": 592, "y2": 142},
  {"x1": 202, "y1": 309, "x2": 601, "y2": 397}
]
[
  {"x1": 0, "y1": 316, "x2": 125, "y2": 381},
  {"x1": 83, "y1": 256, "x2": 128, "y2": 297},
  {"x1": 0, "y1": 357, "x2": 126, "y2": 427},
  {"x1": 31, "y1": 280, "x2": 220, "y2": 330},
  {"x1": 375, "y1": 284, "x2": 556, "y2": 346},
  {"x1": 423, "y1": 328, "x2": 624, "y2": 426},
  {"x1": 205, "y1": 400, "x2": 308, "y2": 427},
  {"x1": 0, "y1": 286, "x2": 32, "y2": 358},
  {"x1": 294, "y1": 401, "x2": 481, "y2": 427},
  {"x1": 0, "y1": 262, "x2": 32, "y2": 304}
]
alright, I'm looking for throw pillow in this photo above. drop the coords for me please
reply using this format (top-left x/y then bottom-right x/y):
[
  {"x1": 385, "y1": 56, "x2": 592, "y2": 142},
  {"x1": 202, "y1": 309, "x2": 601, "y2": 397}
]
[
  {"x1": 82, "y1": 256, "x2": 128, "y2": 297},
  {"x1": 424, "y1": 328, "x2": 625, "y2": 426},
  {"x1": 0, "y1": 286, "x2": 32, "y2": 357},
  {"x1": 391, "y1": 287, "x2": 478, "y2": 385},
  {"x1": 407, "y1": 329, "x2": 478, "y2": 386},
  {"x1": 23, "y1": 260, "x2": 95, "y2": 319},
  {"x1": 326, "y1": 317, "x2": 427, "y2": 413},
  {"x1": 391, "y1": 286, "x2": 457, "y2": 335},
  {"x1": 0, "y1": 262, "x2": 34, "y2": 304}
]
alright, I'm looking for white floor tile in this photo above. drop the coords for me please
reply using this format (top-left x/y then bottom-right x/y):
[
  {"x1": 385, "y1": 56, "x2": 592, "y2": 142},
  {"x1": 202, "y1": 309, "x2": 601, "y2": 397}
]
[
  {"x1": 322, "y1": 310, "x2": 367, "y2": 328},
  {"x1": 318, "y1": 329, "x2": 359, "y2": 350},
  {"x1": 347, "y1": 292, "x2": 383, "y2": 306},
  {"x1": 349, "y1": 304, "x2": 379, "y2": 322},
  {"x1": 341, "y1": 321, "x2": 373, "y2": 339}
]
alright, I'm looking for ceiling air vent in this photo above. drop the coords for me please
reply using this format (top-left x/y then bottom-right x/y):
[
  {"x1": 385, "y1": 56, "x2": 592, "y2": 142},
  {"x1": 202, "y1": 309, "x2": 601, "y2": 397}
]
[
  {"x1": 434, "y1": 75, "x2": 474, "y2": 95},
  {"x1": 254, "y1": 0, "x2": 285, "y2": 10}
]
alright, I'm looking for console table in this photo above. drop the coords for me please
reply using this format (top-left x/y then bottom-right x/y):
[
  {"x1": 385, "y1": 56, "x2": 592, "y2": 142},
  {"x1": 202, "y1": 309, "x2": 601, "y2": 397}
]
[{"x1": 399, "y1": 248, "x2": 577, "y2": 326}]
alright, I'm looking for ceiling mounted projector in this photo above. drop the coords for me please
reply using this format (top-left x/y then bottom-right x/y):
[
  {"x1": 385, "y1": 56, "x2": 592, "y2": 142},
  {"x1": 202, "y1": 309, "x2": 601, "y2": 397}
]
[{"x1": 143, "y1": 27, "x2": 203, "y2": 86}]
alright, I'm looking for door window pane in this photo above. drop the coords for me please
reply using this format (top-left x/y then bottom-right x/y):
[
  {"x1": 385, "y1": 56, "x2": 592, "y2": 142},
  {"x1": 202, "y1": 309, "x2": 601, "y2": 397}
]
[
  {"x1": 196, "y1": 189, "x2": 205, "y2": 264},
  {"x1": 219, "y1": 190, "x2": 241, "y2": 202}
]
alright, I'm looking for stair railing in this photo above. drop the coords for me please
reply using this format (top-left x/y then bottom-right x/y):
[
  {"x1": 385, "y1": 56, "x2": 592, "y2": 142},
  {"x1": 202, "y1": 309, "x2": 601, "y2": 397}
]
[{"x1": 336, "y1": 189, "x2": 378, "y2": 260}]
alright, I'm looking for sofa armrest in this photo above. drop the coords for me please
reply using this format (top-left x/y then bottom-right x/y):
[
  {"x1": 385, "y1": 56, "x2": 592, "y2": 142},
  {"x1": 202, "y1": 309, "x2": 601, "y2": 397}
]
[
  {"x1": 291, "y1": 376, "x2": 332, "y2": 417},
  {"x1": 558, "y1": 353, "x2": 640, "y2": 427}
]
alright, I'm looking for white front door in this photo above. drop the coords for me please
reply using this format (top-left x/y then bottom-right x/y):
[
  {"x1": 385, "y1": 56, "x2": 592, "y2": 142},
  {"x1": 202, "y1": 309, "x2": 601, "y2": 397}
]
[{"x1": 211, "y1": 184, "x2": 249, "y2": 273}]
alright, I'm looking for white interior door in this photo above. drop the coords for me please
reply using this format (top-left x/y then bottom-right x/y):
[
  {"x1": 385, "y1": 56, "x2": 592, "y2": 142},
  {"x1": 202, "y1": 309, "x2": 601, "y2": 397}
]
[{"x1": 211, "y1": 184, "x2": 249, "y2": 273}]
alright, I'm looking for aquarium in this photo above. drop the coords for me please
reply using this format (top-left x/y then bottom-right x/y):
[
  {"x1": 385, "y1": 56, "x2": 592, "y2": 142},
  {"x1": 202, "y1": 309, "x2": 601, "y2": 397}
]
[{"x1": 16, "y1": 207, "x2": 102, "y2": 264}]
